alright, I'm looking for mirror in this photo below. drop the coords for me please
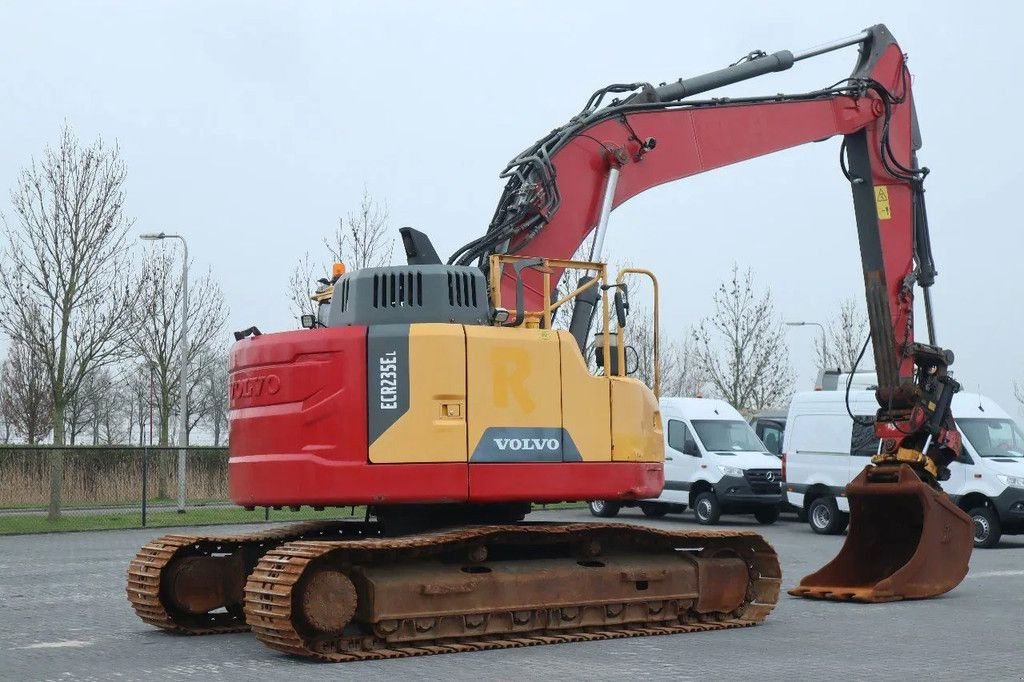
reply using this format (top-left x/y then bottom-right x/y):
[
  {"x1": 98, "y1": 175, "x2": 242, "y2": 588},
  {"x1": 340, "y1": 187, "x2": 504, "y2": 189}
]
[
  {"x1": 683, "y1": 439, "x2": 700, "y2": 457},
  {"x1": 613, "y1": 290, "x2": 628, "y2": 328}
]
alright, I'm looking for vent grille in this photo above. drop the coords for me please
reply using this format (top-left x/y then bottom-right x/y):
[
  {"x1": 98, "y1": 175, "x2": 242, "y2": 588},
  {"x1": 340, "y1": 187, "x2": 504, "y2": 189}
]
[
  {"x1": 447, "y1": 271, "x2": 478, "y2": 307},
  {"x1": 372, "y1": 271, "x2": 423, "y2": 308},
  {"x1": 339, "y1": 278, "x2": 351, "y2": 312}
]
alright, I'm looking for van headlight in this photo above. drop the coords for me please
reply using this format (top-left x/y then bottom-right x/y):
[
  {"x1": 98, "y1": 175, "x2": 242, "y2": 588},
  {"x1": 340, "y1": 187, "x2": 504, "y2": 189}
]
[
  {"x1": 997, "y1": 474, "x2": 1024, "y2": 489},
  {"x1": 718, "y1": 465, "x2": 744, "y2": 478}
]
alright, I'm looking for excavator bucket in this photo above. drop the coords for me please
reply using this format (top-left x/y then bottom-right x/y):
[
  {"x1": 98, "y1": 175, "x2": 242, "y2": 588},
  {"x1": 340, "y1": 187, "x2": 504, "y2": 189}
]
[{"x1": 790, "y1": 464, "x2": 972, "y2": 602}]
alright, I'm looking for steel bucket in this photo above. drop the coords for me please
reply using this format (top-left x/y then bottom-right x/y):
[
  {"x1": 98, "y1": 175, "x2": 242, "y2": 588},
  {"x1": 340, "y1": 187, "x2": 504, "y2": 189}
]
[{"x1": 790, "y1": 464, "x2": 972, "y2": 602}]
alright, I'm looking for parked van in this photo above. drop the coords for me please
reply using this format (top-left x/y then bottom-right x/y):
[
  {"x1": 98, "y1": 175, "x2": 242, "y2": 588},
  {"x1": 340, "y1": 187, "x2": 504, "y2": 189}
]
[
  {"x1": 784, "y1": 390, "x2": 1024, "y2": 547},
  {"x1": 589, "y1": 397, "x2": 784, "y2": 525},
  {"x1": 748, "y1": 408, "x2": 787, "y2": 456}
]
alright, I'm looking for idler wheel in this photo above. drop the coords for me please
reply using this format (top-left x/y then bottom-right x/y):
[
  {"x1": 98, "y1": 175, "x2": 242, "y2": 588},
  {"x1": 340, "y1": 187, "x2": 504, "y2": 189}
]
[{"x1": 298, "y1": 568, "x2": 357, "y2": 635}]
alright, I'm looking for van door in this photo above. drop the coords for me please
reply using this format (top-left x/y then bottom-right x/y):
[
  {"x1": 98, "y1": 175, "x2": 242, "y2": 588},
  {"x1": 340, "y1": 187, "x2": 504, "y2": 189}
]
[
  {"x1": 789, "y1": 413, "x2": 857, "y2": 512},
  {"x1": 663, "y1": 418, "x2": 699, "y2": 503}
]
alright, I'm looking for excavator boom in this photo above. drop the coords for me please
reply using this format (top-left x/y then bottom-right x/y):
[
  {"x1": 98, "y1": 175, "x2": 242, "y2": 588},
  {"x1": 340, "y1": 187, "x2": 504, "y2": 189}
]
[{"x1": 456, "y1": 24, "x2": 972, "y2": 601}]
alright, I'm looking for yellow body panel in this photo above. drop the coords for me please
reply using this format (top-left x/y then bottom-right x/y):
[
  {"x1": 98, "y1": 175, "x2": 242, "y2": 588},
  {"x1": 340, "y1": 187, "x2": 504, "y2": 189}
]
[
  {"x1": 557, "y1": 331, "x2": 611, "y2": 462},
  {"x1": 465, "y1": 326, "x2": 563, "y2": 459},
  {"x1": 368, "y1": 324, "x2": 467, "y2": 463},
  {"x1": 369, "y1": 322, "x2": 662, "y2": 465},
  {"x1": 610, "y1": 377, "x2": 663, "y2": 462}
]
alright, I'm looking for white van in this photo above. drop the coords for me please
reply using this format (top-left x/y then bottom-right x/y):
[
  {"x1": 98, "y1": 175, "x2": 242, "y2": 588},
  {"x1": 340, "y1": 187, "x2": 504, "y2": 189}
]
[
  {"x1": 589, "y1": 397, "x2": 784, "y2": 525},
  {"x1": 784, "y1": 390, "x2": 1024, "y2": 547}
]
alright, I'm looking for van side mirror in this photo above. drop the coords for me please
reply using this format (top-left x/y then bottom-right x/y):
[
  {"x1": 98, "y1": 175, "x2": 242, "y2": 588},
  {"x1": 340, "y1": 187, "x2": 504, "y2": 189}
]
[{"x1": 683, "y1": 440, "x2": 700, "y2": 457}]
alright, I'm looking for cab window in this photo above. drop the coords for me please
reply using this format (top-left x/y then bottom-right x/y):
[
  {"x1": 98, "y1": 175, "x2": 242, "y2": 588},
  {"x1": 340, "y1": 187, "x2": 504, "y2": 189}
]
[
  {"x1": 668, "y1": 420, "x2": 700, "y2": 457},
  {"x1": 850, "y1": 418, "x2": 879, "y2": 457}
]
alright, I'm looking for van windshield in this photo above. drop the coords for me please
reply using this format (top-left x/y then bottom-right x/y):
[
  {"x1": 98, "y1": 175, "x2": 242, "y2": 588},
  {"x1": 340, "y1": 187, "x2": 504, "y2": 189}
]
[
  {"x1": 958, "y1": 418, "x2": 1024, "y2": 458},
  {"x1": 691, "y1": 419, "x2": 768, "y2": 454}
]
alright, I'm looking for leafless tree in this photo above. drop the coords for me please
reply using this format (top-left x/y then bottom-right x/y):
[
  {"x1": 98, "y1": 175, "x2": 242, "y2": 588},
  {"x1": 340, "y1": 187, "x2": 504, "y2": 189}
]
[
  {"x1": 287, "y1": 189, "x2": 394, "y2": 326},
  {"x1": 123, "y1": 363, "x2": 154, "y2": 446},
  {"x1": 328, "y1": 188, "x2": 394, "y2": 269},
  {"x1": 693, "y1": 264, "x2": 793, "y2": 412},
  {"x1": 62, "y1": 372, "x2": 95, "y2": 445},
  {"x1": 197, "y1": 346, "x2": 229, "y2": 446},
  {"x1": 0, "y1": 127, "x2": 135, "y2": 518},
  {"x1": 82, "y1": 368, "x2": 127, "y2": 445},
  {"x1": 130, "y1": 243, "x2": 227, "y2": 445},
  {"x1": 816, "y1": 297, "x2": 870, "y2": 372},
  {"x1": 1015, "y1": 383, "x2": 1023, "y2": 418},
  {"x1": 618, "y1": 305, "x2": 705, "y2": 397},
  {"x1": 287, "y1": 251, "x2": 325, "y2": 323},
  {"x1": 0, "y1": 336, "x2": 53, "y2": 444}
]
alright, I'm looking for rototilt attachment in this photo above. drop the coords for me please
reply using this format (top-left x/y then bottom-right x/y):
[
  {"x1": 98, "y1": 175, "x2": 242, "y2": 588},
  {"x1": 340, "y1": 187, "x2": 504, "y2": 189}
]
[{"x1": 790, "y1": 464, "x2": 972, "y2": 602}]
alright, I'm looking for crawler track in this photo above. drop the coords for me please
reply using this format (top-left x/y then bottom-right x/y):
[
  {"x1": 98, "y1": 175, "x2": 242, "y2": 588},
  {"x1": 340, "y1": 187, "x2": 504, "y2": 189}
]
[
  {"x1": 244, "y1": 523, "x2": 780, "y2": 661},
  {"x1": 127, "y1": 521, "x2": 374, "y2": 634}
]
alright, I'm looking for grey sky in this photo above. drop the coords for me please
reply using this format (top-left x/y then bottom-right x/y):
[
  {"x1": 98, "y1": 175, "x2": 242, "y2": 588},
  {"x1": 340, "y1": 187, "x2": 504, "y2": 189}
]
[{"x1": 1, "y1": 1, "x2": 1021, "y2": 416}]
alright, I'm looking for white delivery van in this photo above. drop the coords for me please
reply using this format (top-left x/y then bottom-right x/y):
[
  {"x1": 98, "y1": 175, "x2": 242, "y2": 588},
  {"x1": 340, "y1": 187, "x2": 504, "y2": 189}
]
[
  {"x1": 784, "y1": 390, "x2": 1024, "y2": 547},
  {"x1": 589, "y1": 397, "x2": 784, "y2": 525}
]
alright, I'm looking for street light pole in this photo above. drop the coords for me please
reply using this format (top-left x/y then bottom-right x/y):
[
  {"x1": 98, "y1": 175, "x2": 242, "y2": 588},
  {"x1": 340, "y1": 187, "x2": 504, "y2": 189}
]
[
  {"x1": 140, "y1": 232, "x2": 190, "y2": 514},
  {"x1": 785, "y1": 320, "x2": 827, "y2": 367}
]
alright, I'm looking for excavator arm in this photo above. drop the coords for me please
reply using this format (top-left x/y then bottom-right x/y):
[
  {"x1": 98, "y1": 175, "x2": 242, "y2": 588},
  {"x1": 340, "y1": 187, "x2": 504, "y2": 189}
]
[{"x1": 456, "y1": 24, "x2": 974, "y2": 601}]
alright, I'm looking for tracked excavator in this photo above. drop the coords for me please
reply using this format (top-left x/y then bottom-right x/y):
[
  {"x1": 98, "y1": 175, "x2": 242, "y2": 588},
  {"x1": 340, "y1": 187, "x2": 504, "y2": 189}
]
[{"x1": 128, "y1": 24, "x2": 973, "y2": 660}]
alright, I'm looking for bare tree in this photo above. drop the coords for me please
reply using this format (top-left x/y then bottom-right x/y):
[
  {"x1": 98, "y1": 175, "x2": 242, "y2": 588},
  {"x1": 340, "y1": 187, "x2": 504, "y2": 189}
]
[
  {"x1": 328, "y1": 188, "x2": 394, "y2": 269},
  {"x1": 62, "y1": 372, "x2": 95, "y2": 445},
  {"x1": 0, "y1": 336, "x2": 53, "y2": 444},
  {"x1": 0, "y1": 126, "x2": 135, "y2": 517},
  {"x1": 288, "y1": 251, "x2": 325, "y2": 323},
  {"x1": 130, "y1": 243, "x2": 227, "y2": 445},
  {"x1": 816, "y1": 298, "x2": 870, "y2": 372},
  {"x1": 287, "y1": 189, "x2": 394, "y2": 326},
  {"x1": 1015, "y1": 383, "x2": 1023, "y2": 418},
  {"x1": 693, "y1": 264, "x2": 793, "y2": 412},
  {"x1": 123, "y1": 363, "x2": 152, "y2": 446},
  {"x1": 82, "y1": 368, "x2": 126, "y2": 445},
  {"x1": 198, "y1": 346, "x2": 229, "y2": 446},
  {"x1": 660, "y1": 336, "x2": 707, "y2": 397}
]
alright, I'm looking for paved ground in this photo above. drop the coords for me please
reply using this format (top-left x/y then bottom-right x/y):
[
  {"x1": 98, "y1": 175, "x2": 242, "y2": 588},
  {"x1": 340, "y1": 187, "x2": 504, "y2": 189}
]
[{"x1": 2, "y1": 509, "x2": 1023, "y2": 681}]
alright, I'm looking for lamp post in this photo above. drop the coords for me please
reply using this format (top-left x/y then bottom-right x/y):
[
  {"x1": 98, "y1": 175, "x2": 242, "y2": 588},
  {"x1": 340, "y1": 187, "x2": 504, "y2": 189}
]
[
  {"x1": 786, "y1": 320, "x2": 827, "y2": 371},
  {"x1": 140, "y1": 232, "x2": 189, "y2": 514}
]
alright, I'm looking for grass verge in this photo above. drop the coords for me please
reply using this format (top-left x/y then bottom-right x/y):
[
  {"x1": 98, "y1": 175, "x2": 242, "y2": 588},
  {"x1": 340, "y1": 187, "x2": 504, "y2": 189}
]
[{"x1": 0, "y1": 502, "x2": 587, "y2": 535}]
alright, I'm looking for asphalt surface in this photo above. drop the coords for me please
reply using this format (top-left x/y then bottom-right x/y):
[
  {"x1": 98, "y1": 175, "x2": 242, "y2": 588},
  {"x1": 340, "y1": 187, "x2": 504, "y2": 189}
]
[{"x1": 2, "y1": 509, "x2": 1023, "y2": 682}]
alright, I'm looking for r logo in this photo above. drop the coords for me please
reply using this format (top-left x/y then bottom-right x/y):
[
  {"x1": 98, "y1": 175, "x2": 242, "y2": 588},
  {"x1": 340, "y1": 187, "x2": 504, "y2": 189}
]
[{"x1": 490, "y1": 347, "x2": 535, "y2": 413}]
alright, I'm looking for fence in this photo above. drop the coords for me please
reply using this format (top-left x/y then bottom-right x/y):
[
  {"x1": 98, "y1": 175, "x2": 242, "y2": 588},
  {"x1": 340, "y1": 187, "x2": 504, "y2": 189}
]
[{"x1": 0, "y1": 445, "x2": 355, "y2": 534}]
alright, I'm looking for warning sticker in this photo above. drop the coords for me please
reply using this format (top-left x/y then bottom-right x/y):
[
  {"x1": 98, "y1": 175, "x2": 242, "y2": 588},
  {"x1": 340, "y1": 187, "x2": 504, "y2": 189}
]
[{"x1": 874, "y1": 186, "x2": 892, "y2": 220}]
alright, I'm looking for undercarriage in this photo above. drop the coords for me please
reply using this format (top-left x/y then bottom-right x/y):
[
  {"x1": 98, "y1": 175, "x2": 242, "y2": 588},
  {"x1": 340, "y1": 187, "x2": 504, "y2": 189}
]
[{"x1": 128, "y1": 520, "x2": 780, "y2": 660}]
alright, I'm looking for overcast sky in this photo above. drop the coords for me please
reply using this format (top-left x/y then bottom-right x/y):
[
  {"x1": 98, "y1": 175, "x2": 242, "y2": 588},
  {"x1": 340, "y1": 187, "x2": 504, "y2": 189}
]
[{"x1": 1, "y1": 1, "x2": 1021, "y2": 418}]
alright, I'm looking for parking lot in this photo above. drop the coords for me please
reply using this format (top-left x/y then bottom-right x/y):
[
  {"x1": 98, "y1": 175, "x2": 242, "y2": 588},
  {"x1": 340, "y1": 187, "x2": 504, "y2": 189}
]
[{"x1": 3, "y1": 508, "x2": 1023, "y2": 681}]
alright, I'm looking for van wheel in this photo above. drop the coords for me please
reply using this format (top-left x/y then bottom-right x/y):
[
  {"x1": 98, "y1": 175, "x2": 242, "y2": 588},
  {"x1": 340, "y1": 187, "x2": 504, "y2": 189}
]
[
  {"x1": 588, "y1": 500, "x2": 620, "y2": 518},
  {"x1": 970, "y1": 506, "x2": 1002, "y2": 548},
  {"x1": 754, "y1": 506, "x2": 780, "y2": 525},
  {"x1": 693, "y1": 492, "x2": 721, "y2": 525},
  {"x1": 639, "y1": 502, "x2": 669, "y2": 518},
  {"x1": 808, "y1": 497, "x2": 848, "y2": 535}
]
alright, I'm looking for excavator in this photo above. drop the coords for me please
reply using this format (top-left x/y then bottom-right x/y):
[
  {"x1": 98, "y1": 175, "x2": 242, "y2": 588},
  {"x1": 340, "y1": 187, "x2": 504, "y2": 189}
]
[{"x1": 127, "y1": 24, "x2": 973, "y2": 661}]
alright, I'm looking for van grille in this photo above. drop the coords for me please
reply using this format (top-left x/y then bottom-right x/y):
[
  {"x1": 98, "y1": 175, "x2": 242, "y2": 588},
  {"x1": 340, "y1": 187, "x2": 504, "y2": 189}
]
[{"x1": 744, "y1": 469, "x2": 782, "y2": 494}]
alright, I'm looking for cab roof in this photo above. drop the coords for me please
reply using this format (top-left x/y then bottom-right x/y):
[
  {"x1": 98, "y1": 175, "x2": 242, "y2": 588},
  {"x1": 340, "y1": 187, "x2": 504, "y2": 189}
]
[{"x1": 659, "y1": 397, "x2": 743, "y2": 420}]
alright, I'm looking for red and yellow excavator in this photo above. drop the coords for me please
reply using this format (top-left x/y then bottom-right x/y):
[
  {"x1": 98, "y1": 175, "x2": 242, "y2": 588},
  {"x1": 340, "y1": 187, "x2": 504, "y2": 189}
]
[{"x1": 128, "y1": 24, "x2": 973, "y2": 660}]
